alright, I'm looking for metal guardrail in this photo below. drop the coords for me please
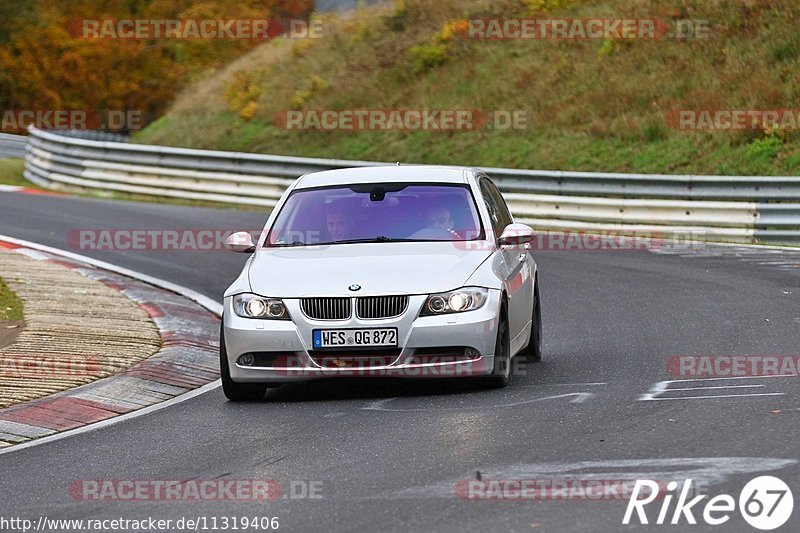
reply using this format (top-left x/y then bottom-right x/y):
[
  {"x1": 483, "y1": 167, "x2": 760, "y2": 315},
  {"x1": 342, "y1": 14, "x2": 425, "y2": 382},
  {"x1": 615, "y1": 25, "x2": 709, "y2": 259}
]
[
  {"x1": 0, "y1": 133, "x2": 28, "y2": 159},
  {"x1": 22, "y1": 126, "x2": 800, "y2": 245},
  {"x1": 57, "y1": 130, "x2": 131, "y2": 143}
]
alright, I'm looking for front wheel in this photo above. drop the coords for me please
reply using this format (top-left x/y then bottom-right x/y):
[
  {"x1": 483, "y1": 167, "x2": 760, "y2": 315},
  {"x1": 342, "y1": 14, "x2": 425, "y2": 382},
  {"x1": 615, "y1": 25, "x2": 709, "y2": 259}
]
[
  {"x1": 482, "y1": 310, "x2": 511, "y2": 389},
  {"x1": 520, "y1": 279, "x2": 542, "y2": 361},
  {"x1": 220, "y1": 325, "x2": 267, "y2": 401}
]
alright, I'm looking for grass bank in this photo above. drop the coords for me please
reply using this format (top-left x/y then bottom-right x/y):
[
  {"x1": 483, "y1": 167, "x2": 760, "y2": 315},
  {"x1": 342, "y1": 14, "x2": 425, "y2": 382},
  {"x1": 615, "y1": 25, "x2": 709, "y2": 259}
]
[
  {"x1": 0, "y1": 277, "x2": 23, "y2": 322},
  {"x1": 135, "y1": 0, "x2": 800, "y2": 176}
]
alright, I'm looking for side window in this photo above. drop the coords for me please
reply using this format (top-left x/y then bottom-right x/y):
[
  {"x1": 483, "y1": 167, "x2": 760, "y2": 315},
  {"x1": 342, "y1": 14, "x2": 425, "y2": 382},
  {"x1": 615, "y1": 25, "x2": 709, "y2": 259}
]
[
  {"x1": 480, "y1": 177, "x2": 512, "y2": 234},
  {"x1": 479, "y1": 179, "x2": 502, "y2": 235}
]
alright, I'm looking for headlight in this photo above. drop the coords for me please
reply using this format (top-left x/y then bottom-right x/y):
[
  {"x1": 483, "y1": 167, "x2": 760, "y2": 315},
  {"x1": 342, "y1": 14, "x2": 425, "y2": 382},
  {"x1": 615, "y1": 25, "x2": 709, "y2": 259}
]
[
  {"x1": 420, "y1": 287, "x2": 488, "y2": 316},
  {"x1": 233, "y1": 293, "x2": 290, "y2": 320}
]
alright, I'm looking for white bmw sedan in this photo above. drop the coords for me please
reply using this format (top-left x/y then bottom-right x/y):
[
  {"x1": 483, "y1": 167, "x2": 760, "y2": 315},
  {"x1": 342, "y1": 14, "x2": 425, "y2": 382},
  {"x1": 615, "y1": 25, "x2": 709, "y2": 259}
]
[{"x1": 220, "y1": 165, "x2": 542, "y2": 400}]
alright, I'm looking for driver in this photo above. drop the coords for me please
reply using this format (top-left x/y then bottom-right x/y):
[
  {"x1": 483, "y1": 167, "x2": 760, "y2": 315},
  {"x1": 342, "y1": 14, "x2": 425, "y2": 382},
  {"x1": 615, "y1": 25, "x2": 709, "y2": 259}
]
[
  {"x1": 425, "y1": 206, "x2": 460, "y2": 239},
  {"x1": 326, "y1": 207, "x2": 353, "y2": 241}
]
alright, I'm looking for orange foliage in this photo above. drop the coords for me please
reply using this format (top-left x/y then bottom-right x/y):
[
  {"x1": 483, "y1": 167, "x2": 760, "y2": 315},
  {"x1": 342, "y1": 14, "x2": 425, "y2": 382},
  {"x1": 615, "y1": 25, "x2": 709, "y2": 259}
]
[{"x1": 0, "y1": 0, "x2": 313, "y2": 129}]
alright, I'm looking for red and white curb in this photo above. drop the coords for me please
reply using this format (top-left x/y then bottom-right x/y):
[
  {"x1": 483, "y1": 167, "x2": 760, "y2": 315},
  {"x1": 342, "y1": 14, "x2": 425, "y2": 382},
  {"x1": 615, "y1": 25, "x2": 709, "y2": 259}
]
[
  {"x1": 0, "y1": 184, "x2": 65, "y2": 196},
  {"x1": 0, "y1": 237, "x2": 221, "y2": 450}
]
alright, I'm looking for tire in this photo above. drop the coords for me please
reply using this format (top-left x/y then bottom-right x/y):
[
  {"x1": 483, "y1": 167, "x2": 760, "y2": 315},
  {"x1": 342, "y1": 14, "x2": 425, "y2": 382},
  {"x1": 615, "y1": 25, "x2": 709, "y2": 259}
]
[
  {"x1": 220, "y1": 324, "x2": 268, "y2": 401},
  {"x1": 519, "y1": 279, "x2": 543, "y2": 362},
  {"x1": 483, "y1": 307, "x2": 511, "y2": 389}
]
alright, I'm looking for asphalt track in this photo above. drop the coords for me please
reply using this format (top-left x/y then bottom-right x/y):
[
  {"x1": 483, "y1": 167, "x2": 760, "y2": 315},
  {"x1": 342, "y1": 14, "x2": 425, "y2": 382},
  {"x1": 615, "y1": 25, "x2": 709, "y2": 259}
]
[{"x1": 0, "y1": 191, "x2": 798, "y2": 532}]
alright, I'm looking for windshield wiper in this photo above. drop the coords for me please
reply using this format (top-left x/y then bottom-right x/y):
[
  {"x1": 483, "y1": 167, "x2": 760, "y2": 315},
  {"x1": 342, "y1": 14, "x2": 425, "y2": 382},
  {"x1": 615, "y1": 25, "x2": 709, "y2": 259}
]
[
  {"x1": 269, "y1": 241, "x2": 307, "y2": 247},
  {"x1": 330, "y1": 236, "x2": 416, "y2": 244},
  {"x1": 270, "y1": 237, "x2": 416, "y2": 247}
]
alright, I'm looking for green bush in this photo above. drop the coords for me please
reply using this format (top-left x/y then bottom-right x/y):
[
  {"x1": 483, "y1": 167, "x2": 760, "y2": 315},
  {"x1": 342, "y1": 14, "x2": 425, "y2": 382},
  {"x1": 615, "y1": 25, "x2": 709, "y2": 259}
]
[
  {"x1": 747, "y1": 134, "x2": 782, "y2": 160},
  {"x1": 289, "y1": 75, "x2": 331, "y2": 110},
  {"x1": 771, "y1": 38, "x2": 800, "y2": 63},
  {"x1": 383, "y1": 4, "x2": 407, "y2": 32},
  {"x1": 644, "y1": 122, "x2": 668, "y2": 142},
  {"x1": 409, "y1": 42, "x2": 449, "y2": 72},
  {"x1": 524, "y1": 0, "x2": 581, "y2": 13},
  {"x1": 597, "y1": 39, "x2": 616, "y2": 57}
]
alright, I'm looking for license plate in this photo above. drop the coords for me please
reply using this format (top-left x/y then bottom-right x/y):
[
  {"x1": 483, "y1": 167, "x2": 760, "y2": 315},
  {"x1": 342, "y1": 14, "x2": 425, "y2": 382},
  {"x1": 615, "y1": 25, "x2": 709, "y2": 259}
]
[{"x1": 312, "y1": 328, "x2": 397, "y2": 349}]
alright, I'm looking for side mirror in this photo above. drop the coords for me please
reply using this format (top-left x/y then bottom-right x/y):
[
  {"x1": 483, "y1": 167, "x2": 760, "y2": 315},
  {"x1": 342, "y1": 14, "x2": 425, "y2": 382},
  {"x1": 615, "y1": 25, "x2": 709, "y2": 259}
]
[
  {"x1": 497, "y1": 223, "x2": 535, "y2": 247},
  {"x1": 225, "y1": 231, "x2": 256, "y2": 253}
]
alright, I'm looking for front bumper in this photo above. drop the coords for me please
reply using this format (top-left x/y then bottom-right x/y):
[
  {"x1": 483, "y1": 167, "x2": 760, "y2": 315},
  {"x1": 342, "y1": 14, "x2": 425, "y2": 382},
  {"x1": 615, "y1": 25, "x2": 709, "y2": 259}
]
[{"x1": 222, "y1": 291, "x2": 502, "y2": 383}]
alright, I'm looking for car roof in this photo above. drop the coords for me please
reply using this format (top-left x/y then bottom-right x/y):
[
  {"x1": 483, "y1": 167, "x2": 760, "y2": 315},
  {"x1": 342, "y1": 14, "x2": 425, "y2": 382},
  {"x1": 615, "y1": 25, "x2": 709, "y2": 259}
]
[{"x1": 293, "y1": 165, "x2": 474, "y2": 189}]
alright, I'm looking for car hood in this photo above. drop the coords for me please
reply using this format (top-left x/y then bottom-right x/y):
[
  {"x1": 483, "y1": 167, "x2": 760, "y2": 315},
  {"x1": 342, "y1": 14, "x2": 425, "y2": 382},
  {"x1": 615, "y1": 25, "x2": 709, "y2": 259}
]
[{"x1": 248, "y1": 242, "x2": 491, "y2": 297}]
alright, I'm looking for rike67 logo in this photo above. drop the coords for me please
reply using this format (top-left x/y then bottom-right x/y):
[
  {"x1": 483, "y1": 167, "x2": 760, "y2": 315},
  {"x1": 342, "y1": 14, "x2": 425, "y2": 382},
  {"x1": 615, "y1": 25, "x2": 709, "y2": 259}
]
[{"x1": 623, "y1": 476, "x2": 794, "y2": 530}]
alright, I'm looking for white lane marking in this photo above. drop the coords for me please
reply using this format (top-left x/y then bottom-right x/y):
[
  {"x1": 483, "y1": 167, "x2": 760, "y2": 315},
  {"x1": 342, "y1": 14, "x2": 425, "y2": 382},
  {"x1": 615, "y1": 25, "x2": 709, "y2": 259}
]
[
  {"x1": 653, "y1": 241, "x2": 800, "y2": 253},
  {"x1": 14, "y1": 248, "x2": 52, "y2": 261},
  {"x1": 518, "y1": 382, "x2": 607, "y2": 387},
  {"x1": 0, "y1": 379, "x2": 221, "y2": 457},
  {"x1": 561, "y1": 392, "x2": 593, "y2": 404},
  {"x1": 665, "y1": 374, "x2": 799, "y2": 382},
  {"x1": 0, "y1": 185, "x2": 22, "y2": 192},
  {"x1": 667, "y1": 384, "x2": 765, "y2": 391},
  {"x1": 363, "y1": 398, "x2": 396, "y2": 410},
  {"x1": 639, "y1": 380, "x2": 668, "y2": 401},
  {"x1": 0, "y1": 234, "x2": 223, "y2": 455},
  {"x1": 388, "y1": 457, "x2": 798, "y2": 499},
  {"x1": 363, "y1": 392, "x2": 594, "y2": 412},
  {"x1": 640, "y1": 375, "x2": 795, "y2": 401},
  {"x1": 643, "y1": 393, "x2": 785, "y2": 401},
  {"x1": 648, "y1": 241, "x2": 800, "y2": 276}
]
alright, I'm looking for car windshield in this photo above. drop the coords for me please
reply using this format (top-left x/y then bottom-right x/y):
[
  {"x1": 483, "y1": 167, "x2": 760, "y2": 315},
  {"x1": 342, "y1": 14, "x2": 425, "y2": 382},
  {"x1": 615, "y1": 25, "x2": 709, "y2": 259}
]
[{"x1": 265, "y1": 183, "x2": 484, "y2": 246}]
